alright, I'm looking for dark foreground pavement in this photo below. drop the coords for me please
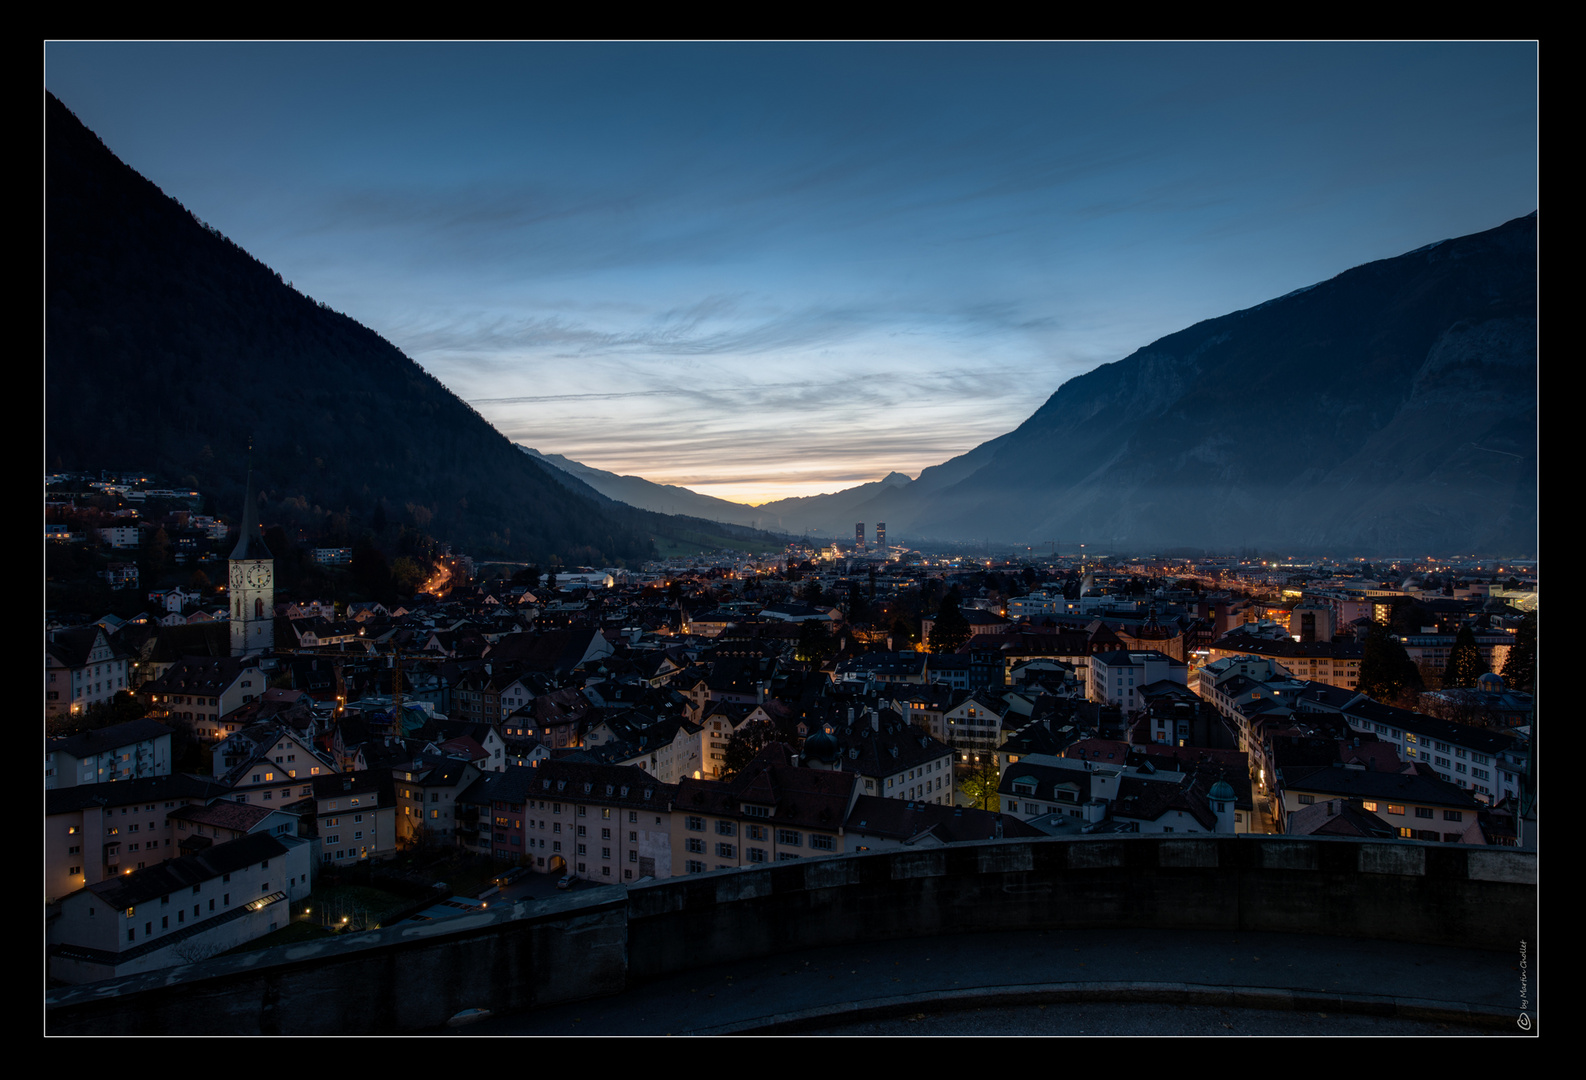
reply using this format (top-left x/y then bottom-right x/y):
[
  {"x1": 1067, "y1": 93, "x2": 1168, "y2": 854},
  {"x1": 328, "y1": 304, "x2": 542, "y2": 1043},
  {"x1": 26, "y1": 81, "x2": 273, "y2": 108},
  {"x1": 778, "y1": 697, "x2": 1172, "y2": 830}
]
[{"x1": 446, "y1": 926, "x2": 1534, "y2": 1036}]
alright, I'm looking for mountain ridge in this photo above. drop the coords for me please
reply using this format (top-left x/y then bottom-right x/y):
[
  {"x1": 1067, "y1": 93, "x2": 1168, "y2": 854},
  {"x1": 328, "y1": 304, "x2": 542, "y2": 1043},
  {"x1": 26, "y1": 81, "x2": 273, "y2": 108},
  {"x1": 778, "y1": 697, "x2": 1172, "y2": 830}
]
[
  {"x1": 528, "y1": 212, "x2": 1536, "y2": 555},
  {"x1": 43, "y1": 92, "x2": 763, "y2": 566},
  {"x1": 868, "y1": 211, "x2": 1538, "y2": 553}
]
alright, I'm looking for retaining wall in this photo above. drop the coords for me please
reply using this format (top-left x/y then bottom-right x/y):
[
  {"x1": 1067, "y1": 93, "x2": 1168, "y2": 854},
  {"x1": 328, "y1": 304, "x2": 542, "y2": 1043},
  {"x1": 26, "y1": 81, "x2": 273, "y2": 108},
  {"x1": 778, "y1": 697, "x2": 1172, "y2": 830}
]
[{"x1": 46, "y1": 835, "x2": 1535, "y2": 1034}]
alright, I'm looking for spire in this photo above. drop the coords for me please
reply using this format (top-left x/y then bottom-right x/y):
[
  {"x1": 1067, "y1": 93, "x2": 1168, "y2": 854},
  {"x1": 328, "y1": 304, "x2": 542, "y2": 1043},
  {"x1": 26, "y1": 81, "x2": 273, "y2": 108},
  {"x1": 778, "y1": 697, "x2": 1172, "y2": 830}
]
[{"x1": 230, "y1": 441, "x2": 273, "y2": 561}]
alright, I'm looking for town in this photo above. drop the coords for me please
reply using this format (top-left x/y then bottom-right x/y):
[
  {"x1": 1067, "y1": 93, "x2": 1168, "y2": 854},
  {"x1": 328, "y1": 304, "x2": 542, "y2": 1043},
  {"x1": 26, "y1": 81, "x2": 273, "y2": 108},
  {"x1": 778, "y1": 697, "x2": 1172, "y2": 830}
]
[{"x1": 45, "y1": 466, "x2": 1537, "y2": 991}]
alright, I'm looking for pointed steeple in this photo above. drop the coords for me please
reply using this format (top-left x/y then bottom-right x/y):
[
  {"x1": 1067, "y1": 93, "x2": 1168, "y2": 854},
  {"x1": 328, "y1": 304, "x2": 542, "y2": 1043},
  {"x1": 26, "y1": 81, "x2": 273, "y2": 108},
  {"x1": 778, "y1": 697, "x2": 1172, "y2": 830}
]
[{"x1": 230, "y1": 446, "x2": 273, "y2": 561}]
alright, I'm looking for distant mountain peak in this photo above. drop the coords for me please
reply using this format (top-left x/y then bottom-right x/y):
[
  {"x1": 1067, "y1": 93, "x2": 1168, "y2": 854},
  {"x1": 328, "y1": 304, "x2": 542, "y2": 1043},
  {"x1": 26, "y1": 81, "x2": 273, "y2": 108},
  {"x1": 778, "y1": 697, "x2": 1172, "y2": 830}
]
[{"x1": 836, "y1": 213, "x2": 1537, "y2": 554}]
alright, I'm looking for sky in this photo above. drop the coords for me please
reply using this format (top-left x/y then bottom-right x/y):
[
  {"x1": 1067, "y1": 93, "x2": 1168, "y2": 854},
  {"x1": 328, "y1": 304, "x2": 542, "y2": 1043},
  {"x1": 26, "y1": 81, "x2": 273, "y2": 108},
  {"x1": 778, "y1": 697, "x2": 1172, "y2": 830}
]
[{"x1": 44, "y1": 42, "x2": 1537, "y2": 505}]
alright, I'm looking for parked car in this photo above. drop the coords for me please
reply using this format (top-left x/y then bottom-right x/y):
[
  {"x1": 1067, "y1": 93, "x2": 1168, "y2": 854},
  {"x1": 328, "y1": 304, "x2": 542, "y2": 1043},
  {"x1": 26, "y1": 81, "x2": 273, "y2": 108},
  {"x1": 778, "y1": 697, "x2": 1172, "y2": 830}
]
[{"x1": 556, "y1": 873, "x2": 576, "y2": 890}]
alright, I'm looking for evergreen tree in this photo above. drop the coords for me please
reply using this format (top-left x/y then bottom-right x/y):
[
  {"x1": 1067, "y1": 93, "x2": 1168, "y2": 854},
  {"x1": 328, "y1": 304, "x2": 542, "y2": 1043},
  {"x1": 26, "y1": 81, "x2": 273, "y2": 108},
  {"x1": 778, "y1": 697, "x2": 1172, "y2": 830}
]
[
  {"x1": 929, "y1": 586, "x2": 971, "y2": 653},
  {"x1": 1500, "y1": 612, "x2": 1536, "y2": 693},
  {"x1": 845, "y1": 581, "x2": 870, "y2": 624},
  {"x1": 1442, "y1": 624, "x2": 1485, "y2": 688},
  {"x1": 795, "y1": 619, "x2": 835, "y2": 663},
  {"x1": 1358, "y1": 622, "x2": 1423, "y2": 703}
]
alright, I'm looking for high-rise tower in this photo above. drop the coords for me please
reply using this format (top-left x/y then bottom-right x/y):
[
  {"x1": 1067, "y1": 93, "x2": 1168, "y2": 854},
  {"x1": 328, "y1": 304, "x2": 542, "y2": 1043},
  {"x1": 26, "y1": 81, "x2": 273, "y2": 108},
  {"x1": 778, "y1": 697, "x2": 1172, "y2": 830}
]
[
  {"x1": 876, "y1": 522, "x2": 886, "y2": 549},
  {"x1": 229, "y1": 460, "x2": 275, "y2": 657},
  {"x1": 856, "y1": 523, "x2": 865, "y2": 551}
]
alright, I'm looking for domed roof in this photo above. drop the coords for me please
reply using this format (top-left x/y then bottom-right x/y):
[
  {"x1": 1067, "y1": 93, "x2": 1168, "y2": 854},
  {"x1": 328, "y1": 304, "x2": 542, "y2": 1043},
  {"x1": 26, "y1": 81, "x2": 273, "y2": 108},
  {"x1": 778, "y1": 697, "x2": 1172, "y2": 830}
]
[
  {"x1": 1209, "y1": 779, "x2": 1236, "y2": 802},
  {"x1": 804, "y1": 727, "x2": 839, "y2": 764},
  {"x1": 1477, "y1": 672, "x2": 1505, "y2": 693}
]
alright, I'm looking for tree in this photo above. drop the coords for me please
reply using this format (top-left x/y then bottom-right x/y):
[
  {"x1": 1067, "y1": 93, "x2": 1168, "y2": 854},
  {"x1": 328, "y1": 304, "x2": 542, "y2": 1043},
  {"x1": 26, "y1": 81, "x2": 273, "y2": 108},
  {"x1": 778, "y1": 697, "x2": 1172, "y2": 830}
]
[
  {"x1": 928, "y1": 587, "x2": 971, "y2": 653},
  {"x1": 1358, "y1": 622, "x2": 1423, "y2": 703},
  {"x1": 845, "y1": 581, "x2": 870, "y2": 624},
  {"x1": 1499, "y1": 612, "x2": 1536, "y2": 693},
  {"x1": 889, "y1": 617, "x2": 918, "y2": 651},
  {"x1": 1388, "y1": 597, "x2": 1436, "y2": 636},
  {"x1": 795, "y1": 619, "x2": 836, "y2": 663},
  {"x1": 1441, "y1": 624, "x2": 1485, "y2": 689},
  {"x1": 350, "y1": 535, "x2": 393, "y2": 604},
  {"x1": 720, "y1": 718, "x2": 778, "y2": 779},
  {"x1": 141, "y1": 526, "x2": 171, "y2": 579},
  {"x1": 390, "y1": 556, "x2": 426, "y2": 595},
  {"x1": 958, "y1": 757, "x2": 1000, "y2": 812}
]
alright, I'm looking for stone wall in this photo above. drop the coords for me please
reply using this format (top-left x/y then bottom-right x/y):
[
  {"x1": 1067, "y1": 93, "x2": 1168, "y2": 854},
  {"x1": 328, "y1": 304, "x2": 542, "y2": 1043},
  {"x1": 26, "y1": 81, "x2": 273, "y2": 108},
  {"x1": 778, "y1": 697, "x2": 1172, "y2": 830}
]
[{"x1": 47, "y1": 836, "x2": 1535, "y2": 1035}]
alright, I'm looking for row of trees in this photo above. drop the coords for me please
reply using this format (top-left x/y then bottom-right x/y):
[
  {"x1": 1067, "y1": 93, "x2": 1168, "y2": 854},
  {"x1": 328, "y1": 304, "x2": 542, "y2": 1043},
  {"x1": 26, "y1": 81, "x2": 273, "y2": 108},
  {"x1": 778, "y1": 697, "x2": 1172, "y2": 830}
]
[{"x1": 1359, "y1": 612, "x2": 1536, "y2": 708}]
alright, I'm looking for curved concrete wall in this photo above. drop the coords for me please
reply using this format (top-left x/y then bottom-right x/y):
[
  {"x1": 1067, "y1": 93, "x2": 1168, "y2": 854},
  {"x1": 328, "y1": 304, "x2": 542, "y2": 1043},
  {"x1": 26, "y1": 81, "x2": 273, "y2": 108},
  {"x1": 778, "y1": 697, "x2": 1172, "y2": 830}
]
[{"x1": 47, "y1": 835, "x2": 1535, "y2": 1035}]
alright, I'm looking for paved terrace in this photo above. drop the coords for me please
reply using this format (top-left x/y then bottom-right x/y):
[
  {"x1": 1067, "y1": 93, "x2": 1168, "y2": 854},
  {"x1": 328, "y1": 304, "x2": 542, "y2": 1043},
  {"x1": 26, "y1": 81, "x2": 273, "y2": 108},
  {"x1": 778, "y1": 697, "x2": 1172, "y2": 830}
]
[{"x1": 458, "y1": 925, "x2": 1527, "y2": 1035}]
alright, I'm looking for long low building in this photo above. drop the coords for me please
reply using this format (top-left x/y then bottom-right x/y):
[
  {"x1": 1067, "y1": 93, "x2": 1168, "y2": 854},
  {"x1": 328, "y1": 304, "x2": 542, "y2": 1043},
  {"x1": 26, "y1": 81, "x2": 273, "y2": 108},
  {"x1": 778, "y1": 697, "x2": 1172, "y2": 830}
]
[
  {"x1": 47, "y1": 832, "x2": 313, "y2": 985},
  {"x1": 1275, "y1": 763, "x2": 1483, "y2": 842}
]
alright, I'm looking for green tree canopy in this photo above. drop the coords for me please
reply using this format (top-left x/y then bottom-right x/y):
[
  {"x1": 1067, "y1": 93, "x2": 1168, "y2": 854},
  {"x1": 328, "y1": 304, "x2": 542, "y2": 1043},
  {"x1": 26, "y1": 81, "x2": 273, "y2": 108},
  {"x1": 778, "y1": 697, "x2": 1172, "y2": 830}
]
[{"x1": 958, "y1": 757, "x2": 999, "y2": 811}]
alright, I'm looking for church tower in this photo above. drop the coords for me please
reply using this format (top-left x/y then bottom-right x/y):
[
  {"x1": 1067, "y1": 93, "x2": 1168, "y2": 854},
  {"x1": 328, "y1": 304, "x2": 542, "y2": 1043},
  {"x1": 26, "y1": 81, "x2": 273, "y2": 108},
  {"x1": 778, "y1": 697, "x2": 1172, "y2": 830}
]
[{"x1": 229, "y1": 460, "x2": 275, "y2": 657}]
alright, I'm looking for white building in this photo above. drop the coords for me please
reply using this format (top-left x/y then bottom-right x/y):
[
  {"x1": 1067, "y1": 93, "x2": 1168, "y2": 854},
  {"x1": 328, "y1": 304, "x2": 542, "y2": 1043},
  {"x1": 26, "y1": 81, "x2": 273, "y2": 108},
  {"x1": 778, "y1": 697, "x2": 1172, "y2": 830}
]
[
  {"x1": 47, "y1": 718, "x2": 173, "y2": 789},
  {"x1": 1088, "y1": 649, "x2": 1188, "y2": 710},
  {"x1": 97, "y1": 525, "x2": 141, "y2": 549},
  {"x1": 48, "y1": 832, "x2": 313, "y2": 984},
  {"x1": 47, "y1": 626, "x2": 131, "y2": 719}
]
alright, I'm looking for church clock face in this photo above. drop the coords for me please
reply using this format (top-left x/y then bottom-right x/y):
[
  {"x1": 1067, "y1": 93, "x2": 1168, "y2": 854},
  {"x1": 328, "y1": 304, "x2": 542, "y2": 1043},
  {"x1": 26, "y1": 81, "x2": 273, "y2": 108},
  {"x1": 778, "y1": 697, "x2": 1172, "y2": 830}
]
[{"x1": 246, "y1": 564, "x2": 273, "y2": 590}]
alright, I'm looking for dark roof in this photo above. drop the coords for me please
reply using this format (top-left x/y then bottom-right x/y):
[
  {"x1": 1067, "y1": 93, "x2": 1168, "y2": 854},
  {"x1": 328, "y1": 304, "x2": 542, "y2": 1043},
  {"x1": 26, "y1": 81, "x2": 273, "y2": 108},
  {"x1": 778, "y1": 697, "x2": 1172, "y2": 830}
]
[
  {"x1": 141, "y1": 655, "x2": 257, "y2": 696},
  {"x1": 86, "y1": 832, "x2": 290, "y2": 908},
  {"x1": 1286, "y1": 798, "x2": 1399, "y2": 839},
  {"x1": 812, "y1": 713, "x2": 952, "y2": 779},
  {"x1": 167, "y1": 800, "x2": 278, "y2": 831},
  {"x1": 999, "y1": 762, "x2": 1099, "y2": 803},
  {"x1": 1339, "y1": 698, "x2": 1515, "y2": 755},
  {"x1": 49, "y1": 718, "x2": 173, "y2": 758},
  {"x1": 457, "y1": 761, "x2": 675, "y2": 810},
  {"x1": 845, "y1": 796, "x2": 1044, "y2": 843},
  {"x1": 311, "y1": 770, "x2": 390, "y2": 802},
  {"x1": 1112, "y1": 774, "x2": 1218, "y2": 831},
  {"x1": 1281, "y1": 763, "x2": 1480, "y2": 808},
  {"x1": 676, "y1": 746, "x2": 855, "y2": 831},
  {"x1": 47, "y1": 626, "x2": 114, "y2": 668},
  {"x1": 46, "y1": 774, "x2": 231, "y2": 816}
]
